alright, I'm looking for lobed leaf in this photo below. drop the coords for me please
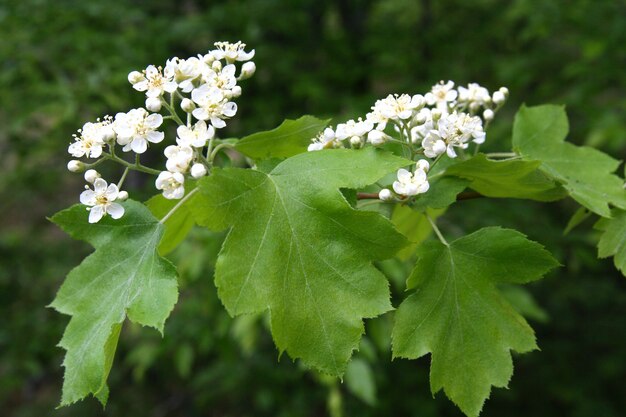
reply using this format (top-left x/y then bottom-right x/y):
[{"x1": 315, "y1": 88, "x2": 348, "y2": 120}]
[
  {"x1": 595, "y1": 209, "x2": 626, "y2": 276},
  {"x1": 189, "y1": 148, "x2": 409, "y2": 375},
  {"x1": 445, "y1": 153, "x2": 566, "y2": 201},
  {"x1": 392, "y1": 227, "x2": 558, "y2": 417},
  {"x1": 234, "y1": 115, "x2": 330, "y2": 159},
  {"x1": 512, "y1": 104, "x2": 626, "y2": 216},
  {"x1": 50, "y1": 201, "x2": 178, "y2": 406}
]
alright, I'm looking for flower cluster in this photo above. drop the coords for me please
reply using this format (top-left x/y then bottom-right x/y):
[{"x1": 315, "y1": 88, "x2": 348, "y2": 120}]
[
  {"x1": 66, "y1": 41, "x2": 256, "y2": 222},
  {"x1": 308, "y1": 81, "x2": 508, "y2": 201}
]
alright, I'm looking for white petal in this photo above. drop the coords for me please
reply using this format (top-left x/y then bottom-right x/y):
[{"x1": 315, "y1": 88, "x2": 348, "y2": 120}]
[
  {"x1": 192, "y1": 108, "x2": 209, "y2": 121},
  {"x1": 446, "y1": 145, "x2": 457, "y2": 158},
  {"x1": 94, "y1": 178, "x2": 107, "y2": 194},
  {"x1": 147, "y1": 130, "x2": 164, "y2": 143},
  {"x1": 145, "y1": 114, "x2": 163, "y2": 128},
  {"x1": 131, "y1": 138, "x2": 148, "y2": 154},
  {"x1": 88, "y1": 205, "x2": 105, "y2": 223},
  {"x1": 80, "y1": 190, "x2": 96, "y2": 206},
  {"x1": 106, "y1": 184, "x2": 119, "y2": 201},
  {"x1": 211, "y1": 117, "x2": 226, "y2": 129},
  {"x1": 392, "y1": 181, "x2": 405, "y2": 195},
  {"x1": 222, "y1": 102, "x2": 237, "y2": 117},
  {"x1": 107, "y1": 203, "x2": 125, "y2": 219},
  {"x1": 397, "y1": 169, "x2": 412, "y2": 182}
]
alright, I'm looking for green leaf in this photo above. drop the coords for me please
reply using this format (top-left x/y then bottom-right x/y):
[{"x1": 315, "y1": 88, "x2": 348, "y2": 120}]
[
  {"x1": 445, "y1": 154, "x2": 566, "y2": 201},
  {"x1": 345, "y1": 357, "x2": 377, "y2": 405},
  {"x1": 499, "y1": 285, "x2": 549, "y2": 323},
  {"x1": 146, "y1": 183, "x2": 197, "y2": 255},
  {"x1": 190, "y1": 148, "x2": 409, "y2": 375},
  {"x1": 512, "y1": 104, "x2": 626, "y2": 216},
  {"x1": 563, "y1": 206, "x2": 592, "y2": 235},
  {"x1": 595, "y1": 209, "x2": 626, "y2": 276},
  {"x1": 392, "y1": 227, "x2": 558, "y2": 417},
  {"x1": 234, "y1": 115, "x2": 329, "y2": 159},
  {"x1": 391, "y1": 205, "x2": 444, "y2": 260},
  {"x1": 50, "y1": 201, "x2": 178, "y2": 406}
]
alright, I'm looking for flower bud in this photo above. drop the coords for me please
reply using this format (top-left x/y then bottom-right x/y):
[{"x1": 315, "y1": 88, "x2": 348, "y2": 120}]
[
  {"x1": 230, "y1": 85, "x2": 242, "y2": 98},
  {"x1": 367, "y1": 130, "x2": 387, "y2": 146},
  {"x1": 67, "y1": 160, "x2": 85, "y2": 172},
  {"x1": 128, "y1": 70, "x2": 144, "y2": 84},
  {"x1": 379, "y1": 188, "x2": 393, "y2": 201},
  {"x1": 498, "y1": 87, "x2": 509, "y2": 97},
  {"x1": 190, "y1": 163, "x2": 208, "y2": 178},
  {"x1": 416, "y1": 159, "x2": 430, "y2": 172},
  {"x1": 84, "y1": 169, "x2": 101, "y2": 183},
  {"x1": 239, "y1": 61, "x2": 256, "y2": 80},
  {"x1": 349, "y1": 135, "x2": 363, "y2": 148},
  {"x1": 181, "y1": 98, "x2": 196, "y2": 113},
  {"x1": 431, "y1": 108, "x2": 442, "y2": 122},
  {"x1": 492, "y1": 91, "x2": 505, "y2": 105},
  {"x1": 483, "y1": 109, "x2": 494, "y2": 121},
  {"x1": 117, "y1": 190, "x2": 129, "y2": 201},
  {"x1": 145, "y1": 97, "x2": 162, "y2": 112},
  {"x1": 211, "y1": 60, "x2": 222, "y2": 71}
]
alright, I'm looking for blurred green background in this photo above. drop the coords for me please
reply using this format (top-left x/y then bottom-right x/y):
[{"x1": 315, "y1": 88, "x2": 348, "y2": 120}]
[{"x1": 1, "y1": 0, "x2": 625, "y2": 416}]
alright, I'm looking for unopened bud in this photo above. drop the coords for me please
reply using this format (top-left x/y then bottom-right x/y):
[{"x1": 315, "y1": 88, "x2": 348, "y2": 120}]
[
  {"x1": 492, "y1": 91, "x2": 505, "y2": 105},
  {"x1": 211, "y1": 60, "x2": 222, "y2": 71},
  {"x1": 498, "y1": 87, "x2": 509, "y2": 97},
  {"x1": 239, "y1": 61, "x2": 256, "y2": 80},
  {"x1": 416, "y1": 159, "x2": 430, "y2": 172},
  {"x1": 483, "y1": 109, "x2": 494, "y2": 121},
  {"x1": 84, "y1": 169, "x2": 100, "y2": 183},
  {"x1": 190, "y1": 163, "x2": 207, "y2": 178},
  {"x1": 145, "y1": 97, "x2": 162, "y2": 112},
  {"x1": 431, "y1": 108, "x2": 443, "y2": 122},
  {"x1": 367, "y1": 130, "x2": 387, "y2": 146},
  {"x1": 67, "y1": 160, "x2": 85, "y2": 172},
  {"x1": 117, "y1": 190, "x2": 129, "y2": 201},
  {"x1": 379, "y1": 188, "x2": 393, "y2": 201},
  {"x1": 181, "y1": 98, "x2": 196, "y2": 113},
  {"x1": 349, "y1": 136, "x2": 363, "y2": 148},
  {"x1": 128, "y1": 71, "x2": 144, "y2": 84},
  {"x1": 230, "y1": 85, "x2": 242, "y2": 98}
]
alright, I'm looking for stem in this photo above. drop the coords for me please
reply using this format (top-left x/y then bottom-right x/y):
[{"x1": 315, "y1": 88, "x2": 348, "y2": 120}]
[
  {"x1": 161, "y1": 98, "x2": 185, "y2": 125},
  {"x1": 209, "y1": 143, "x2": 235, "y2": 162},
  {"x1": 426, "y1": 213, "x2": 449, "y2": 246},
  {"x1": 429, "y1": 153, "x2": 445, "y2": 170},
  {"x1": 107, "y1": 153, "x2": 161, "y2": 175},
  {"x1": 117, "y1": 167, "x2": 129, "y2": 189},
  {"x1": 160, "y1": 188, "x2": 199, "y2": 224}
]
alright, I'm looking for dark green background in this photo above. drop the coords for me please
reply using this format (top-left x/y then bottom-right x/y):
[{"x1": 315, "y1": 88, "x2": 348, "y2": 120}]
[{"x1": 1, "y1": 1, "x2": 625, "y2": 416}]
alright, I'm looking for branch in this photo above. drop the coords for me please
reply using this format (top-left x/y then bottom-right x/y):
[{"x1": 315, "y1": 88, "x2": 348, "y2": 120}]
[{"x1": 355, "y1": 191, "x2": 484, "y2": 201}]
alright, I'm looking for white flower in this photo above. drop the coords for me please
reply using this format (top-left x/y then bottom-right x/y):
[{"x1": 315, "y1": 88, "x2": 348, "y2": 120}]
[
  {"x1": 169, "y1": 56, "x2": 203, "y2": 93},
  {"x1": 392, "y1": 168, "x2": 429, "y2": 196},
  {"x1": 422, "y1": 135, "x2": 447, "y2": 158},
  {"x1": 374, "y1": 94, "x2": 423, "y2": 121},
  {"x1": 456, "y1": 113, "x2": 486, "y2": 144},
  {"x1": 130, "y1": 65, "x2": 177, "y2": 98},
  {"x1": 191, "y1": 84, "x2": 237, "y2": 128},
  {"x1": 379, "y1": 188, "x2": 393, "y2": 201},
  {"x1": 334, "y1": 118, "x2": 374, "y2": 141},
  {"x1": 457, "y1": 83, "x2": 491, "y2": 110},
  {"x1": 177, "y1": 120, "x2": 215, "y2": 148},
  {"x1": 113, "y1": 108, "x2": 164, "y2": 154},
  {"x1": 156, "y1": 171, "x2": 185, "y2": 200},
  {"x1": 68, "y1": 117, "x2": 114, "y2": 159},
  {"x1": 164, "y1": 145, "x2": 194, "y2": 173},
  {"x1": 190, "y1": 163, "x2": 207, "y2": 178},
  {"x1": 425, "y1": 80, "x2": 458, "y2": 111},
  {"x1": 308, "y1": 127, "x2": 339, "y2": 151},
  {"x1": 210, "y1": 41, "x2": 255, "y2": 62},
  {"x1": 201, "y1": 64, "x2": 238, "y2": 92},
  {"x1": 80, "y1": 178, "x2": 125, "y2": 223}
]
